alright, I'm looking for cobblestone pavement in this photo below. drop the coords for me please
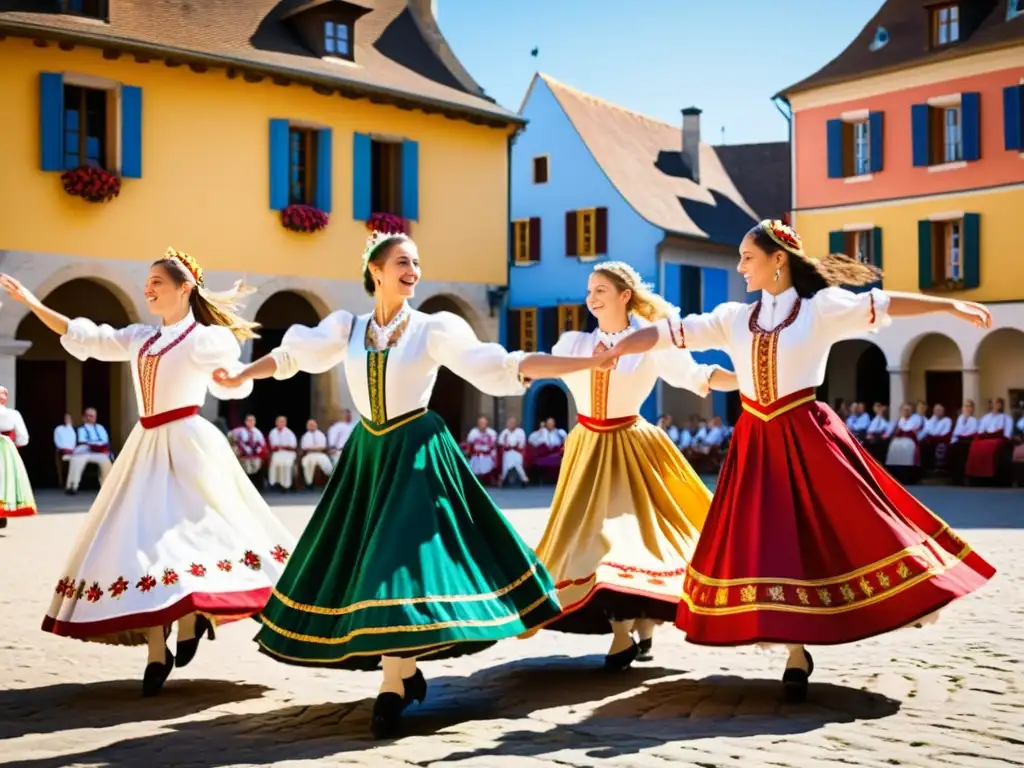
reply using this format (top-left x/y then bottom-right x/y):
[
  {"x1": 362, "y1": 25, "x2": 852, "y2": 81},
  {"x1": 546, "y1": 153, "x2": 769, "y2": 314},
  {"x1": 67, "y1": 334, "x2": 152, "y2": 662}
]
[{"x1": 1, "y1": 485, "x2": 1022, "y2": 768}]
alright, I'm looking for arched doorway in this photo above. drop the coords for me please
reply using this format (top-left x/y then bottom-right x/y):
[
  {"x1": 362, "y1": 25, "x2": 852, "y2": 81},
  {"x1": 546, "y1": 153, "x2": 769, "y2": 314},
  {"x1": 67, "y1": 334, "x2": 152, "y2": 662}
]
[
  {"x1": 418, "y1": 294, "x2": 477, "y2": 439},
  {"x1": 15, "y1": 278, "x2": 135, "y2": 487},
  {"x1": 819, "y1": 340, "x2": 889, "y2": 410},
  {"x1": 529, "y1": 383, "x2": 570, "y2": 432},
  {"x1": 242, "y1": 292, "x2": 323, "y2": 436},
  {"x1": 906, "y1": 333, "x2": 962, "y2": 416},
  {"x1": 975, "y1": 328, "x2": 1024, "y2": 410}
]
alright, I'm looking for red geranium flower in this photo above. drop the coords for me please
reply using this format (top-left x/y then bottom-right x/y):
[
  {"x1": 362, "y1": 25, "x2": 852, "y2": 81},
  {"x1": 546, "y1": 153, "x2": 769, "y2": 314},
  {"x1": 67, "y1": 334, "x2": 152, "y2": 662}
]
[
  {"x1": 59, "y1": 166, "x2": 121, "y2": 203},
  {"x1": 281, "y1": 204, "x2": 329, "y2": 233}
]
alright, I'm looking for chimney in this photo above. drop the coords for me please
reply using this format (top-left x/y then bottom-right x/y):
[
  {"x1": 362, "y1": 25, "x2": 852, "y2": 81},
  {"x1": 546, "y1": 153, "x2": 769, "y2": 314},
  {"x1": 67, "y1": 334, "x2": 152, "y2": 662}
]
[{"x1": 682, "y1": 106, "x2": 702, "y2": 184}]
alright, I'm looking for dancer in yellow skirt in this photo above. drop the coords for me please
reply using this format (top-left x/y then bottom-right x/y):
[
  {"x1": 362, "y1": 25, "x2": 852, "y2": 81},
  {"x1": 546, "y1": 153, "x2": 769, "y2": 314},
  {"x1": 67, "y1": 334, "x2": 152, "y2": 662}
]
[{"x1": 522, "y1": 263, "x2": 737, "y2": 670}]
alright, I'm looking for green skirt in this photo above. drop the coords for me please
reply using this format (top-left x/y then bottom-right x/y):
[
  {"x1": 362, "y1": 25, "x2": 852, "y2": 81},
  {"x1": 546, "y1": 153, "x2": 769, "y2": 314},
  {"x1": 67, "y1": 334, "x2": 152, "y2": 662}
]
[
  {"x1": 255, "y1": 409, "x2": 560, "y2": 669},
  {"x1": 0, "y1": 436, "x2": 36, "y2": 518}
]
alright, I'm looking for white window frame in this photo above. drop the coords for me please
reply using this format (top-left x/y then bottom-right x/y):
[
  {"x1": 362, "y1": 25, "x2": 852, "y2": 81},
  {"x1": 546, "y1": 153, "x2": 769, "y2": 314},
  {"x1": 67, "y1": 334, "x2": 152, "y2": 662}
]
[
  {"x1": 61, "y1": 72, "x2": 123, "y2": 174},
  {"x1": 934, "y1": 5, "x2": 960, "y2": 46},
  {"x1": 838, "y1": 109, "x2": 873, "y2": 182}
]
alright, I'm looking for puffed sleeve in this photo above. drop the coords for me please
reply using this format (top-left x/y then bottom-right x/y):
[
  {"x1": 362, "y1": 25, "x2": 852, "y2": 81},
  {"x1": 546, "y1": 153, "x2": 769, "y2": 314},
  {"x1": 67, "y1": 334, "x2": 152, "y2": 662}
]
[
  {"x1": 651, "y1": 302, "x2": 745, "y2": 353},
  {"x1": 650, "y1": 348, "x2": 720, "y2": 397},
  {"x1": 426, "y1": 311, "x2": 527, "y2": 397},
  {"x1": 552, "y1": 331, "x2": 585, "y2": 357},
  {"x1": 812, "y1": 286, "x2": 892, "y2": 342},
  {"x1": 60, "y1": 318, "x2": 151, "y2": 362},
  {"x1": 191, "y1": 325, "x2": 254, "y2": 400},
  {"x1": 269, "y1": 310, "x2": 353, "y2": 380}
]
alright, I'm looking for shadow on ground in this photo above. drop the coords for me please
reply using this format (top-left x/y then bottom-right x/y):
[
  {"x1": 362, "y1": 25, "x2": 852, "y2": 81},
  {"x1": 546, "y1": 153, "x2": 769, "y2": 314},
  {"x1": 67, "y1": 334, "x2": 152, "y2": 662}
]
[{"x1": 3, "y1": 656, "x2": 901, "y2": 767}]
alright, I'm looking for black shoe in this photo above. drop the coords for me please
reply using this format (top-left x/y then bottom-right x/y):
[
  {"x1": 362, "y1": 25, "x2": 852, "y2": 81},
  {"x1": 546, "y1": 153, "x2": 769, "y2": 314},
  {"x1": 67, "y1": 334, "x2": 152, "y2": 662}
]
[
  {"x1": 0, "y1": 518, "x2": 7, "y2": 529},
  {"x1": 142, "y1": 647, "x2": 174, "y2": 697},
  {"x1": 370, "y1": 692, "x2": 406, "y2": 739},
  {"x1": 65, "y1": 488, "x2": 77, "y2": 495},
  {"x1": 604, "y1": 641, "x2": 639, "y2": 672},
  {"x1": 782, "y1": 649, "x2": 814, "y2": 704},
  {"x1": 175, "y1": 615, "x2": 215, "y2": 669},
  {"x1": 636, "y1": 637, "x2": 654, "y2": 662},
  {"x1": 402, "y1": 668, "x2": 427, "y2": 706}
]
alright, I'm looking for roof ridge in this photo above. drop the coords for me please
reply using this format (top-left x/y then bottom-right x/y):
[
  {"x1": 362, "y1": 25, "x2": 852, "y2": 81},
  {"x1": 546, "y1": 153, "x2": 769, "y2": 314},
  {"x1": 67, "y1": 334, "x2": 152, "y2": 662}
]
[{"x1": 539, "y1": 73, "x2": 680, "y2": 132}]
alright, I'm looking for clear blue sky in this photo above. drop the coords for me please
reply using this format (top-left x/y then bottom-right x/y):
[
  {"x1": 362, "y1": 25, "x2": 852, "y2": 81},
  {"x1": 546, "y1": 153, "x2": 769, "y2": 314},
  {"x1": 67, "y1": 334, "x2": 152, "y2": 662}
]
[{"x1": 436, "y1": 0, "x2": 886, "y2": 145}]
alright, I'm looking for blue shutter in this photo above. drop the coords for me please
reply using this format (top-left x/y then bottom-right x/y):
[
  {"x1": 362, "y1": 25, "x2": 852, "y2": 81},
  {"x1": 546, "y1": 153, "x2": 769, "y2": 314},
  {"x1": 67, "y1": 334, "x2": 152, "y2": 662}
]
[
  {"x1": 39, "y1": 72, "x2": 64, "y2": 171},
  {"x1": 872, "y1": 227, "x2": 883, "y2": 272},
  {"x1": 1003, "y1": 85, "x2": 1023, "y2": 151},
  {"x1": 911, "y1": 104, "x2": 931, "y2": 167},
  {"x1": 828, "y1": 230, "x2": 845, "y2": 254},
  {"x1": 352, "y1": 132, "x2": 371, "y2": 221},
  {"x1": 120, "y1": 85, "x2": 143, "y2": 178},
  {"x1": 962, "y1": 213, "x2": 980, "y2": 289},
  {"x1": 961, "y1": 92, "x2": 981, "y2": 162},
  {"x1": 268, "y1": 119, "x2": 289, "y2": 210},
  {"x1": 868, "y1": 111, "x2": 884, "y2": 172},
  {"x1": 401, "y1": 139, "x2": 419, "y2": 221},
  {"x1": 314, "y1": 127, "x2": 332, "y2": 212},
  {"x1": 826, "y1": 118, "x2": 844, "y2": 178},
  {"x1": 917, "y1": 219, "x2": 933, "y2": 290}
]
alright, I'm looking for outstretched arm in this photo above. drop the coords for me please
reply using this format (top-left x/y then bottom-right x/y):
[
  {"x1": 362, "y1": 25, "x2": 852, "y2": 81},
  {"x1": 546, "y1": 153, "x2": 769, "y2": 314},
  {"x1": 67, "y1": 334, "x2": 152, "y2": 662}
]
[
  {"x1": 885, "y1": 291, "x2": 991, "y2": 327},
  {"x1": 518, "y1": 353, "x2": 608, "y2": 380},
  {"x1": 0, "y1": 274, "x2": 69, "y2": 335},
  {"x1": 214, "y1": 354, "x2": 279, "y2": 387},
  {"x1": 710, "y1": 368, "x2": 738, "y2": 391}
]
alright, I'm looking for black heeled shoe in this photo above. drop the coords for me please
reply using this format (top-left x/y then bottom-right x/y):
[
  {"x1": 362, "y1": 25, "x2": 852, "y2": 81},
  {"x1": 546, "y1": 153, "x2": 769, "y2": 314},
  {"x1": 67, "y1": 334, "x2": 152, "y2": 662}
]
[
  {"x1": 370, "y1": 692, "x2": 406, "y2": 739},
  {"x1": 402, "y1": 668, "x2": 427, "y2": 706},
  {"x1": 175, "y1": 615, "x2": 215, "y2": 669},
  {"x1": 782, "y1": 649, "x2": 815, "y2": 704},
  {"x1": 636, "y1": 636, "x2": 654, "y2": 662},
  {"x1": 142, "y1": 647, "x2": 174, "y2": 697},
  {"x1": 603, "y1": 641, "x2": 639, "y2": 672}
]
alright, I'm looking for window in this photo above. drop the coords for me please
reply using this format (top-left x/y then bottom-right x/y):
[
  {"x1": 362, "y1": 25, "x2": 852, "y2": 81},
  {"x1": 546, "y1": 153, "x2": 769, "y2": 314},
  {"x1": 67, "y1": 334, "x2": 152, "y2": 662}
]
[
  {"x1": 918, "y1": 214, "x2": 978, "y2": 290},
  {"x1": 63, "y1": 84, "x2": 109, "y2": 170},
  {"x1": 288, "y1": 127, "x2": 317, "y2": 206},
  {"x1": 532, "y1": 155, "x2": 548, "y2": 184},
  {"x1": 936, "y1": 105, "x2": 962, "y2": 163},
  {"x1": 853, "y1": 120, "x2": 870, "y2": 175},
  {"x1": 557, "y1": 304, "x2": 586, "y2": 333},
  {"x1": 371, "y1": 140, "x2": 403, "y2": 216},
  {"x1": 933, "y1": 219, "x2": 962, "y2": 283},
  {"x1": 324, "y1": 20, "x2": 351, "y2": 57},
  {"x1": 931, "y1": 4, "x2": 960, "y2": 47},
  {"x1": 512, "y1": 218, "x2": 540, "y2": 264},
  {"x1": 912, "y1": 95, "x2": 978, "y2": 167},
  {"x1": 826, "y1": 112, "x2": 883, "y2": 179},
  {"x1": 843, "y1": 230, "x2": 874, "y2": 265},
  {"x1": 565, "y1": 207, "x2": 608, "y2": 259},
  {"x1": 61, "y1": 0, "x2": 107, "y2": 19}
]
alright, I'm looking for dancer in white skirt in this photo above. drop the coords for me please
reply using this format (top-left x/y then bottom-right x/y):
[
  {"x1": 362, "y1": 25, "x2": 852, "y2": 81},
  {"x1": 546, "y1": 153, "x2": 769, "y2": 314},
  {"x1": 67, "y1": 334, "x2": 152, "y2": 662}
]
[{"x1": 0, "y1": 249, "x2": 296, "y2": 697}]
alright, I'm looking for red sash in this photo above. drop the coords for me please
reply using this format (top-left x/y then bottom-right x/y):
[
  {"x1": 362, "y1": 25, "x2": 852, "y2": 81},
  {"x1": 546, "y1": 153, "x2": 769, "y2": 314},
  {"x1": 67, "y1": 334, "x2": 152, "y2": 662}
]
[{"x1": 139, "y1": 405, "x2": 200, "y2": 429}]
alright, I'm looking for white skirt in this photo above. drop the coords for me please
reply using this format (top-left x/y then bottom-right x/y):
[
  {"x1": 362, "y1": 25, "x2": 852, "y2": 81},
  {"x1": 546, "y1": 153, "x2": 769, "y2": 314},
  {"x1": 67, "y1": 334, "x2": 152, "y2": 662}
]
[
  {"x1": 42, "y1": 414, "x2": 296, "y2": 646},
  {"x1": 886, "y1": 436, "x2": 918, "y2": 467}
]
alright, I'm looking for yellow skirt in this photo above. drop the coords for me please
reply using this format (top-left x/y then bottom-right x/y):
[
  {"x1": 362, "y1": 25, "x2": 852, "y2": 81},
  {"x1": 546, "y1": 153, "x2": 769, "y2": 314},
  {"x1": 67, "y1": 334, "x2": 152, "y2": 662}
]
[{"x1": 522, "y1": 415, "x2": 712, "y2": 636}]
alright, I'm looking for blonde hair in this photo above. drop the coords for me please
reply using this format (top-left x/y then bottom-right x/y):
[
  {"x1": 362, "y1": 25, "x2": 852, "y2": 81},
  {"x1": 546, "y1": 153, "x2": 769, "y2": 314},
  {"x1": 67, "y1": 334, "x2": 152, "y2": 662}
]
[
  {"x1": 591, "y1": 261, "x2": 674, "y2": 322},
  {"x1": 153, "y1": 257, "x2": 261, "y2": 341}
]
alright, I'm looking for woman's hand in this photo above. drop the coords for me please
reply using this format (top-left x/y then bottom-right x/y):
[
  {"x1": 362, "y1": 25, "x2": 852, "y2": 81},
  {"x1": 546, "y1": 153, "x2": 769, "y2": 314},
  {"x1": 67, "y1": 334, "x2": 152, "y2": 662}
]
[
  {"x1": 212, "y1": 368, "x2": 248, "y2": 388},
  {"x1": 591, "y1": 346, "x2": 622, "y2": 371},
  {"x1": 951, "y1": 300, "x2": 992, "y2": 329},
  {"x1": 0, "y1": 274, "x2": 37, "y2": 306}
]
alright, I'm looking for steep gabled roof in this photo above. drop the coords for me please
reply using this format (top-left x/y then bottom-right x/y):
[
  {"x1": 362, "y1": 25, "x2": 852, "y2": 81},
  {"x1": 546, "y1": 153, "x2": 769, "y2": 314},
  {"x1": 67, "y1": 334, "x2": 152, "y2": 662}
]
[
  {"x1": 780, "y1": 0, "x2": 1024, "y2": 98},
  {"x1": 0, "y1": 0, "x2": 520, "y2": 127},
  {"x1": 531, "y1": 74, "x2": 789, "y2": 245}
]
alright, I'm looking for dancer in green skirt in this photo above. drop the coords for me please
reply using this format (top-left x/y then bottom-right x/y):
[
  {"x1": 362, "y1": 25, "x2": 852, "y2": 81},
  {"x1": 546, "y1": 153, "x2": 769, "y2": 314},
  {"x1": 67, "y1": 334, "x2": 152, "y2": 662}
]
[{"x1": 213, "y1": 229, "x2": 616, "y2": 738}]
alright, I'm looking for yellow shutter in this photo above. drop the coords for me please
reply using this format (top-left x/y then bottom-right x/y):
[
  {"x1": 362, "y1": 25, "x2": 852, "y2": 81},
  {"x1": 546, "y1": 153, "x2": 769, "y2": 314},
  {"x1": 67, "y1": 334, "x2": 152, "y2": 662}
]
[
  {"x1": 520, "y1": 308, "x2": 537, "y2": 352},
  {"x1": 513, "y1": 220, "x2": 529, "y2": 263},
  {"x1": 576, "y1": 208, "x2": 596, "y2": 259},
  {"x1": 572, "y1": 304, "x2": 586, "y2": 330}
]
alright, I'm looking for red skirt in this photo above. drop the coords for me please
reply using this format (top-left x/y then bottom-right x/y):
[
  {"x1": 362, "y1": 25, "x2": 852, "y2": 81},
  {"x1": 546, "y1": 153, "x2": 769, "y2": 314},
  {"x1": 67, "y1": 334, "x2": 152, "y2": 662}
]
[
  {"x1": 676, "y1": 388, "x2": 995, "y2": 646},
  {"x1": 965, "y1": 433, "x2": 1011, "y2": 478}
]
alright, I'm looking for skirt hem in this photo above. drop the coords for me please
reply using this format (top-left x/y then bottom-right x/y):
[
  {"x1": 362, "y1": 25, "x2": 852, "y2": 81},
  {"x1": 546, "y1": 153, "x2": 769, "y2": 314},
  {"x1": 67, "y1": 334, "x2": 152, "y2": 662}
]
[{"x1": 0, "y1": 505, "x2": 36, "y2": 518}]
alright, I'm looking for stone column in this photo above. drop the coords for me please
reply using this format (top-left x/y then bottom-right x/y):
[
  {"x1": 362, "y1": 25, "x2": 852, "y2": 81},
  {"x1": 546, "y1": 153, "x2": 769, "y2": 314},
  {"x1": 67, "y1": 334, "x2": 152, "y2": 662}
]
[
  {"x1": 0, "y1": 338, "x2": 32, "y2": 404},
  {"x1": 961, "y1": 367, "x2": 980, "y2": 408},
  {"x1": 887, "y1": 367, "x2": 908, "y2": 415}
]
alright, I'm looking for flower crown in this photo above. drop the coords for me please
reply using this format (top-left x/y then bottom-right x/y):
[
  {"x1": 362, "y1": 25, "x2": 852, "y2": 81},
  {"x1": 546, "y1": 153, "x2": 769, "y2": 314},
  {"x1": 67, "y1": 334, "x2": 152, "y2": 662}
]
[
  {"x1": 761, "y1": 219, "x2": 806, "y2": 257},
  {"x1": 166, "y1": 247, "x2": 204, "y2": 286},
  {"x1": 360, "y1": 228, "x2": 410, "y2": 273}
]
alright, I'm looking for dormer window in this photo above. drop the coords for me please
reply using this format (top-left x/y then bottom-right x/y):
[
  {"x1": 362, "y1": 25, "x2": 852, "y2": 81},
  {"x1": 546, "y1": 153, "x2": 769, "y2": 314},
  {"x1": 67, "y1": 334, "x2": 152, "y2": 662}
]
[
  {"x1": 324, "y1": 20, "x2": 351, "y2": 58},
  {"x1": 61, "y1": 0, "x2": 107, "y2": 19},
  {"x1": 931, "y1": 4, "x2": 960, "y2": 47}
]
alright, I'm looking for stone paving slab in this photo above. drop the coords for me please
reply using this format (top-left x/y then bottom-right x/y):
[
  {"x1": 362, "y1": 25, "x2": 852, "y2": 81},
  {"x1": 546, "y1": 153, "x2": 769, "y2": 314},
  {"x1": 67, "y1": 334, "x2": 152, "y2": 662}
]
[{"x1": 1, "y1": 485, "x2": 1022, "y2": 767}]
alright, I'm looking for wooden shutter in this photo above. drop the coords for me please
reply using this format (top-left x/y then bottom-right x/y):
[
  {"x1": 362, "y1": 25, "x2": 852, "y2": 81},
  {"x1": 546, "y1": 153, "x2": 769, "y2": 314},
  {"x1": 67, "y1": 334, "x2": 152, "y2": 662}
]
[
  {"x1": 595, "y1": 207, "x2": 608, "y2": 254},
  {"x1": 917, "y1": 219, "x2": 933, "y2": 289},
  {"x1": 540, "y1": 306, "x2": 559, "y2": 352},
  {"x1": 565, "y1": 211, "x2": 578, "y2": 256},
  {"x1": 401, "y1": 139, "x2": 419, "y2": 220},
  {"x1": 1003, "y1": 85, "x2": 1024, "y2": 151},
  {"x1": 506, "y1": 309, "x2": 521, "y2": 350},
  {"x1": 39, "y1": 72, "x2": 64, "y2": 172},
  {"x1": 828, "y1": 230, "x2": 845, "y2": 255},
  {"x1": 268, "y1": 119, "x2": 289, "y2": 210},
  {"x1": 962, "y1": 213, "x2": 980, "y2": 289},
  {"x1": 868, "y1": 111, "x2": 884, "y2": 173},
  {"x1": 576, "y1": 208, "x2": 596, "y2": 258},
  {"x1": 961, "y1": 92, "x2": 981, "y2": 162},
  {"x1": 826, "y1": 118, "x2": 844, "y2": 178},
  {"x1": 520, "y1": 308, "x2": 537, "y2": 353},
  {"x1": 872, "y1": 227, "x2": 883, "y2": 272},
  {"x1": 313, "y1": 128, "x2": 332, "y2": 212},
  {"x1": 528, "y1": 217, "x2": 541, "y2": 261},
  {"x1": 120, "y1": 85, "x2": 143, "y2": 178},
  {"x1": 911, "y1": 104, "x2": 931, "y2": 167},
  {"x1": 352, "y1": 132, "x2": 372, "y2": 220}
]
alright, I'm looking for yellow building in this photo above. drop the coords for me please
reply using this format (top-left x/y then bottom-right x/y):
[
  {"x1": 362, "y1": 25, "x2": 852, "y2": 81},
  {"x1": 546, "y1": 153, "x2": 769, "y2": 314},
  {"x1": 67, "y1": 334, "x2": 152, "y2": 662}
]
[
  {"x1": 0, "y1": 0, "x2": 518, "y2": 485},
  {"x1": 779, "y1": 1, "x2": 1024, "y2": 417}
]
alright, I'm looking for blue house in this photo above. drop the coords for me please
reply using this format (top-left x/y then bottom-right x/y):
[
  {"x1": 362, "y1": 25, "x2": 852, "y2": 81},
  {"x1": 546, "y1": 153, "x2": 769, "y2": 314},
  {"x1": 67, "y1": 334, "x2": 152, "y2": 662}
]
[{"x1": 506, "y1": 73, "x2": 791, "y2": 432}]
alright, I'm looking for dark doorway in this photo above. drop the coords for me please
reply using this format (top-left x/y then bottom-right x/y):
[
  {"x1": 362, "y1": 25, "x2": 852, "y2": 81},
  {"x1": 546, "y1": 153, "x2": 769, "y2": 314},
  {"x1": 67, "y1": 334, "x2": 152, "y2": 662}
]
[
  {"x1": 534, "y1": 384, "x2": 569, "y2": 431},
  {"x1": 14, "y1": 360, "x2": 66, "y2": 487},
  {"x1": 856, "y1": 344, "x2": 889, "y2": 407},
  {"x1": 925, "y1": 371, "x2": 962, "y2": 417}
]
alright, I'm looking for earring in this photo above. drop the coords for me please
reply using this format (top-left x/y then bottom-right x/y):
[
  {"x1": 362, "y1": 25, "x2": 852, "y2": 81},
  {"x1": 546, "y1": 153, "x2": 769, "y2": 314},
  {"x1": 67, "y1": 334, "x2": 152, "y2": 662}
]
[{"x1": 774, "y1": 268, "x2": 781, "y2": 282}]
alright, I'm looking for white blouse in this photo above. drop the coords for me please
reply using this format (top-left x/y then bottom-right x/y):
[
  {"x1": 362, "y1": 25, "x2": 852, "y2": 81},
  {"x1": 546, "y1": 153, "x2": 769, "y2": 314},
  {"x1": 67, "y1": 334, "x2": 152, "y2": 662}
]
[
  {"x1": 554, "y1": 315, "x2": 718, "y2": 420},
  {"x1": 270, "y1": 307, "x2": 526, "y2": 425},
  {"x1": 60, "y1": 312, "x2": 253, "y2": 415},
  {"x1": 654, "y1": 286, "x2": 891, "y2": 407}
]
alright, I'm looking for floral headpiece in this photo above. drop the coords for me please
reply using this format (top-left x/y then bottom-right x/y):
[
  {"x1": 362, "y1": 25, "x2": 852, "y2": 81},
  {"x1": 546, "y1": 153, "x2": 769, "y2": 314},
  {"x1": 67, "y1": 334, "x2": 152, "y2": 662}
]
[
  {"x1": 166, "y1": 247, "x2": 204, "y2": 286},
  {"x1": 760, "y1": 219, "x2": 807, "y2": 258},
  {"x1": 360, "y1": 228, "x2": 410, "y2": 273}
]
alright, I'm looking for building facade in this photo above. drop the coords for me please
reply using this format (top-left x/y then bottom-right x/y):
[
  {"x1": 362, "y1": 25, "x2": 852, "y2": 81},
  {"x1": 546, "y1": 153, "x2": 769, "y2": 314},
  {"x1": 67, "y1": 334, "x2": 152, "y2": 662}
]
[
  {"x1": 0, "y1": 0, "x2": 518, "y2": 486},
  {"x1": 781, "y1": 0, "x2": 1024, "y2": 416},
  {"x1": 507, "y1": 74, "x2": 789, "y2": 431}
]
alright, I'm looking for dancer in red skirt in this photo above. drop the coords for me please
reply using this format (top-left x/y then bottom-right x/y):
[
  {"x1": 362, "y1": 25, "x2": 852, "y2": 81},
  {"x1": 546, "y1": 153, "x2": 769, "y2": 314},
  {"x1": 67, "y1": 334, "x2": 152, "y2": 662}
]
[{"x1": 598, "y1": 219, "x2": 996, "y2": 702}]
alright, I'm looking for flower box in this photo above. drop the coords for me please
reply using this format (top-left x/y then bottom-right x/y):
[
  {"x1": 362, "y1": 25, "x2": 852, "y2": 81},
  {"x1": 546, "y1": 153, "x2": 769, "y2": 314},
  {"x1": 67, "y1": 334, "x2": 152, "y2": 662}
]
[
  {"x1": 281, "y1": 204, "x2": 329, "y2": 233},
  {"x1": 367, "y1": 212, "x2": 409, "y2": 235},
  {"x1": 60, "y1": 166, "x2": 121, "y2": 203}
]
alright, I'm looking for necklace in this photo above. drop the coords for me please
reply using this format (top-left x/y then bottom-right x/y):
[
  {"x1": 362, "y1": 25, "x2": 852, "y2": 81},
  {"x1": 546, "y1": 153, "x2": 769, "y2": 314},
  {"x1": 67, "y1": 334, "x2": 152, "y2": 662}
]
[
  {"x1": 596, "y1": 325, "x2": 631, "y2": 346},
  {"x1": 368, "y1": 304, "x2": 410, "y2": 349}
]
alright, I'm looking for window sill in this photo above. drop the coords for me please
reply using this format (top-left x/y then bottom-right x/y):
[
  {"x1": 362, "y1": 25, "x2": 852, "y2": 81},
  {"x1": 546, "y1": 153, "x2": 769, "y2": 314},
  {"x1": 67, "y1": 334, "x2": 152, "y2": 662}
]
[
  {"x1": 927, "y1": 161, "x2": 967, "y2": 173},
  {"x1": 512, "y1": 260, "x2": 540, "y2": 267},
  {"x1": 575, "y1": 255, "x2": 604, "y2": 263},
  {"x1": 927, "y1": 280, "x2": 968, "y2": 292},
  {"x1": 844, "y1": 173, "x2": 874, "y2": 184}
]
